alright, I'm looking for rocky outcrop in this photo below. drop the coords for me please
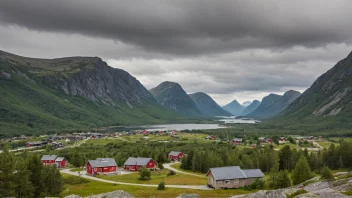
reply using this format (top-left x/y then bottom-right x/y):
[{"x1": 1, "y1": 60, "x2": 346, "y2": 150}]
[{"x1": 176, "y1": 194, "x2": 200, "y2": 198}]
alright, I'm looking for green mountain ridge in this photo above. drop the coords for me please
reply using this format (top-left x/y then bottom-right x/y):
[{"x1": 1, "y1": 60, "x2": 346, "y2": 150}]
[
  {"x1": 149, "y1": 81, "x2": 207, "y2": 118},
  {"x1": 241, "y1": 100, "x2": 261, "y2": 116},
  {"x1": 188, "y1": 92, "x2": 233, "y2": 117},
  {"x1": 222, "y1": 100, "x2": 245, "y2": 116},
  {"x1": 245, "y1": 90, "x2": 301, "y2": 119},
  {"x1": 274, "y1": 51, "x2": 352, "y2": 130},
  {"x1": 0, "y1": 50, "x2": 185, "y2": 137}
]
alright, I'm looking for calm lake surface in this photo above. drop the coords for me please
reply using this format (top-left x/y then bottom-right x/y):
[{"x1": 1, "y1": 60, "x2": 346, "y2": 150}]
[
  {"x1": 216, "y1": 116, "x2": 259, "y2": 124},
  {"x1": 120, "y1": 123, "x2": 226, "y2": 132}
]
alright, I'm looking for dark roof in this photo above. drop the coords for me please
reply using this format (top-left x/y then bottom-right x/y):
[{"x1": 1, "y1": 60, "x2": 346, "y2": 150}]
[
  {"x1": 242, "y1": 169, "x2": 265, "y2": 178},
  {"x1": 41, "y1": 155, "x2": 57, "y2": 161},
  {"x1": 207, "y1": 166, "x2": 264, "y2": 180},
  {"x1": 207, "y1": 166, "x2": 247, "y2": 180},
  {"x1": 169, "y1": 151, "x2": 182, "y2": 156},
  {"x1": 88, "y1": 158, "x2": 117, "y2": 168},
  {"x1": 124, "y1": 157, "x2": 154, "y2": 166}
]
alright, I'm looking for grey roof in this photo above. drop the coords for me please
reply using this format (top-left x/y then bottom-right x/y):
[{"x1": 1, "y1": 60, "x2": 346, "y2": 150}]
[
  {"x1": 41, "y1": 155, "x2": 57, "y2": 161},
  {"x1": 55, "y1": 157, "x2": 65, "y2": 162},
  {"x1": 233, "y1": 138, "x2": 242, "y2": 141},
  {"x1": 169, "y1": 151, "x2": 182, "y2": 156},
  {"x1": 124, "y1": 157, "x2": 154, "y2": 166},
  {"x1": 88, "y1": 158, "x2": 117, "y2": 168},
  {"x1": 207, "y1": 166, "x2": 264, "y2": 180},
  {"x1": 207, "y1": 166, "x2": 247, "y2": 180},
  {"x1": 242, "y1": 169, "x2": 265, "y2": 178}
]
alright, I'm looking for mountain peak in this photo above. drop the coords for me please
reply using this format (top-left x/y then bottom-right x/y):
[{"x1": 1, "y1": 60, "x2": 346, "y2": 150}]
[
  {"x1": 223, "y1": 99, "x2": 245, "y2": 116},
  {"x1": 189, "y1": 92, "x2": 232, "y2": 117}
]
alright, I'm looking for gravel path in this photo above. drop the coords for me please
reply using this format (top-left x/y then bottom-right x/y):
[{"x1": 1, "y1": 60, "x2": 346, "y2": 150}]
[
  {"x1": 163, "y1": 162, "x2": 205, "y2": 178},
  {"x1": 60, "y1": 169, "x2": 210, "y2": 190}
]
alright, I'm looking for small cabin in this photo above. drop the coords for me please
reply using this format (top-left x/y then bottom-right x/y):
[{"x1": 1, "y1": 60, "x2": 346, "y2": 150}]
[
  {"x1": 232, "y1": 138, "x2": 242, "y2": 145},
  {"x1": 168, "y1": 151, "x2": 184, "y2": 161},
  {"x1": 55, "y1": 157, "x2": 67, "y2": 168},
  {"x1": 206, "y1": 166, "x2": 264, "y2": 189},
  {"x1": 41, "y1": 155, "x2": 58, "y2": 166},
  {"x1": 86, "y1": 158, "x2": 117, "y2": 176},
  {"x1": 124, "y1": 157, "x2": 157, "y2": 171}
]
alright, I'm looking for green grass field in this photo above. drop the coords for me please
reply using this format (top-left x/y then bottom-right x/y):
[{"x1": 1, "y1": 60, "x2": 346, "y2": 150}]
[
  {"x1": 97, "y1": 169, "x2": 207, "y2": 185},
  {"x1": 317, "y1": 141, "x2": 339, "y2": 149},
  {"x1": 61, "y1": 174, "x2": 255, "y2": 198}
]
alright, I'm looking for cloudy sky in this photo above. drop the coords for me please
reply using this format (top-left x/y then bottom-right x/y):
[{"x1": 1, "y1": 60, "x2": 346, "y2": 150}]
[{"x1": 1, "y1": 0, "x2": 352, "y2": 105}]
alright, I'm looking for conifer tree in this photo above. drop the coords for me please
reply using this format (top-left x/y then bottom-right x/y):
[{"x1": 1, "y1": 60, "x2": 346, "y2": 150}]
[
  {"x1": 292, "y1": 156, "x2": 313, "y2": 184},
  {"x1": 0, "y1": 145, "x2": 16, "y2": 197},
  {"x1": 14, "y1": 158, "x2": 34, "y2": 198}
]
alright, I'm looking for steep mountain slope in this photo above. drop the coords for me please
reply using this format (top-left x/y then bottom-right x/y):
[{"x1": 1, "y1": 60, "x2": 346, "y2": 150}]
[
  {"x1": 278, "y1": 51, "x2": 352, "y2": 128},
  {"x1": 189, "y1": 92, "x2": 233, "y2": 117},
  {"x1": 149, "y1": 82, "x2": 206, "y2": 117},
  {"x1": 222, "y1": 100, "x2": 245, "y2": 116},
  {"x1": 0, "y1": 50, "x2": 184, "y2": 137},
  {"x1": 245, "y1": 90, "x2": 301, "y2": 119},
  {"x1": 241, "y1": 100, "x2": 261, "y2": 116},
  {"x1": 242, "y1": 101, "x2": 252, "y2": 107}
]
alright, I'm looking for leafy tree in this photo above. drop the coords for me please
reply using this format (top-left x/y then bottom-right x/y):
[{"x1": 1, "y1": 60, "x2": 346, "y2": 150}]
[
  {"x1": 277, "y1": 170, "x2": 292, "y2": 188},
  {"x1": 139, "y1": 167, "x2": 151, "y2": 180},
  {"x1": 158, "y1": 163, "x2": 164, "y2": 170},
  {"x1": 288, "y1": 136, "x2": 295, "y2": 144},
  {"x1": 320, "y1": 166, "x2": 334, "y2": 180},
  {"x1": 157, "y1": 181, "x2": 165, "y2": 190},
  {"x1": 292, "y1": 156, "x2": 313, "y2": 185}
]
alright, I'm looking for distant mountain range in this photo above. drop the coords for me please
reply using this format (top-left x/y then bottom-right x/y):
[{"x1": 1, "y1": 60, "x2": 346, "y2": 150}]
[
  {"x1": 222, "y1": 100, "x2": 245, "y2": 116},
  {"x1": 241, "y1": 100, "x2": 261, "y2": 116},
  {"x1": 245, "y1": 90, "x2": 301, "y2": 119},
  {"x1": 149, "y1": 81, "x2": 206, "y2": 118},
  {"x1": 242, "y1": 101, "x2": 252, "y2": 107},
  {"x1": 189, "y1": 92, "x2": 232, "y2": 117}
]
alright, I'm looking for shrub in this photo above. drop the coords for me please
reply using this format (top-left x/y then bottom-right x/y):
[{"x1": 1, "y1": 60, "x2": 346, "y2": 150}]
[
  {"x1": 157, "y1": 181, "x2": 165, "y2": 190},
  {"x1": 246, "y1": 178, "x2": 264, "y2": 190},
  {"x1": 139, "y1": 167, "x2": 151, "y2": 180},
  {"x1": 167, "y1": 170, "x2": 176, "y2": 176},
  {"x1": 158, "y1": 163, "x2": 164, "y2": 170},
  {"x1": 321, "y1": 166, "x2": 334, "y2": 180}
]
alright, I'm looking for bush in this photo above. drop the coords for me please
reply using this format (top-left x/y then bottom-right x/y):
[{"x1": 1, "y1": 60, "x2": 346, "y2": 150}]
[
  {"x1": 158, "y1": 163, "x2": 164, "y2": 170},
  {"x1": 246, "y1": 178, "x2": 264, "y2": 190},
  {"x1": 167, "y1": 170, "x2": 176, "y2": 176},
  {"x1": 321, "y1": 166, "x2": 334, "y2": 180},
  {"x1": 139, "y1": 167, "x2": 151, "y2": 180},
  {"x1": 157, "y1": 181, "x2": 165, "y2": 190}
]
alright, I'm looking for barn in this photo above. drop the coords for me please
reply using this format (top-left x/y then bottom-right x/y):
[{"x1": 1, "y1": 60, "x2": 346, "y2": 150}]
[
  {"x1": 41, "y1": 155, "x2": 58, "y2": 166},
  {"x1": 207, "y1": 166, "x2": 264, "y2": 189},
  {"x1": 124, "y1": 157, "x2": 157, "y2": 171},
  {"x1": 168, "y1": 151, "x2": 184, "y2": 161},
  {"x1": 232, "y1": 138, "x2": 242, "y2": 145},
  {"x1": 86, "y1": 158, "x2": 117, "y2": 176},
  {"x1": 55, "y1": 157, "x2": 67, "y2": 168}
]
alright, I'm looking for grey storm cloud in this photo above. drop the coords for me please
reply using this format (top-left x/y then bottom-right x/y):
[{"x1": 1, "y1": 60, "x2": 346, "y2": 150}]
[
  {"x1": 1, "y1": 0, "x2": 352, "y2": 104},
  {"x1": 1, "y1": 0, "x2": 352, "y2": 55}
]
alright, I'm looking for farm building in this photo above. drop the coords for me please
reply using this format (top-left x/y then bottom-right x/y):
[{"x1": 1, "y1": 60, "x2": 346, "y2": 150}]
[
  {"x1": 41, "y1": 155, "x2": 58, "y2": 166},
  {"x1": 168, "y1": 151, "x2": 184, "y2": 161},
  {"x1": 206, "y1": 166, "x2": 264, "y2": 189},
  {"x1": 124, "y1": 157, "x2": 157, "y2": 171},
  {"x1": 27, "y1": 141, "x2": 47, "y2": 147},
  {"x1": 55, "y1": 157, "x2": 67, "y2": 168},
  {"x1": 232, "y1": 138, "x2": 242, "y2": 145},
  {"x1": 206, "y1": 135, "x2": 216, "y2": 140},
  {"x1": 86, "y1": 158, "x2": 117, "y2": 176},
  {"x1": 258, "y1": 137, "x2": 267, "y2": 143}
]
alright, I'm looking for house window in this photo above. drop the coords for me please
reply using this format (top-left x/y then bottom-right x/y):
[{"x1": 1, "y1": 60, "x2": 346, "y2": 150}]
[
  {"x1": 234, "y1": 179, "x2": 239, "y2": 184},
  {"x1": 225, "y1": 180, "x2": 231, "y2": 184}
]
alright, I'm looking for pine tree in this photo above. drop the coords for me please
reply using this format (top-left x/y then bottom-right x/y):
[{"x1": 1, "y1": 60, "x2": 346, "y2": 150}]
[
  {"x1": 279, "y1": 145, "x2": 293, "y2": 170},
  {"x1": 139, "y1": 167, "x2": 151, "y2": 180},
  {"x1": 14, "y1": 158, "x2": 34, "y2": 198},
  {"x1": 276, "y1": 170, "x2": 292, "y2": 188},
  {"x1": 0, "y1": 145, "x2": 16, "y2": 197},
  {"x1": 292, "y1": 156, "x2": 313, "y2": 185}
]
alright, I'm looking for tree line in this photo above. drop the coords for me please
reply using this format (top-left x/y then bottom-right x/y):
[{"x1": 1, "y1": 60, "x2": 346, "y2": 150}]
[{"x1": 0, "y1": 145, "x2": 63, "y2": 198}]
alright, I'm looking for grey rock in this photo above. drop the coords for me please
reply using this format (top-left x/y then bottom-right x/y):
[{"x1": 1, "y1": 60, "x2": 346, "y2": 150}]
[
  {"x1": 176, "y1": 193, "x2": 200, "y2": 198},
  {"x1": 86, "y1": 190, "x2": 135, "y2": 198}
]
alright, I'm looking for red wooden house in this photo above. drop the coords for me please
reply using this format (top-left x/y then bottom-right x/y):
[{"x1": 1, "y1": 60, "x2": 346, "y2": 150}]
[
  {"x1": 143, "y1": 130, "x2": 149, "y2": 136},
  {"x1": 267, "y1": 139, "x2": 273, "y2": 144},
  {"x1": 258, "y1": 137, "x2": 267, "y2": 143},
  {"x1": 232, "y1": 138, "x2": 242, "y2": 145},
  {"x1": 168, "y1": 151, "x2": 184, "y2": 161},
  {"x1": 41, "y1": 155, "x2": 58, "y2": 166},
  {"x1": 55, "y1": 157, "x2": 67, "y2": 168},
  {"x1": 124, "y1": 157, "x2": 157, "y2": 171},
  {"x1": 86, "y1": 158, "x2": 117, "y2": 176},
  {"x1": 279, "y1": 137, "x2": 286, "y2": 141},
  {"x1": 207, "y1": 135, "x2": 216, "y2": 140}
]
